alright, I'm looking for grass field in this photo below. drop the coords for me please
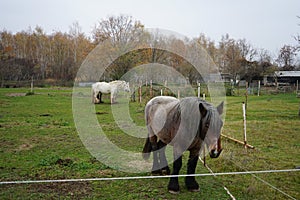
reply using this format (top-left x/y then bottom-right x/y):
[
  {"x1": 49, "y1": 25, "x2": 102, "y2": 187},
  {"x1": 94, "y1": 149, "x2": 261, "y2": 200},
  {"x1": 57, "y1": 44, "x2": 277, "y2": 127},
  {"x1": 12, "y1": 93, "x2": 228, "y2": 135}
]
[{"x1": 0, "y1": 87, "x2": 299, "y2": 199}]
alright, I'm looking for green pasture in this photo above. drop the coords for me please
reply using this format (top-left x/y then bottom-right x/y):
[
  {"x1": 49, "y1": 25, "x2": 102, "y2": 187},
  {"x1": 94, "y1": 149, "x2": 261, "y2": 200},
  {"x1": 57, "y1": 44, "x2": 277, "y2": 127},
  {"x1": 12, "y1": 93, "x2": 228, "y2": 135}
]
[{"x1": 0, "y1": 87, "x2": 299, "y2": 199}]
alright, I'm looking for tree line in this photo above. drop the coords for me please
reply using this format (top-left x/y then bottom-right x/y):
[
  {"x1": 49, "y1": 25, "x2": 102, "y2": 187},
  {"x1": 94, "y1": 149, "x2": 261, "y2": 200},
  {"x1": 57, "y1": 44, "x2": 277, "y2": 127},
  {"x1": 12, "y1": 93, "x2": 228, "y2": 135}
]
[{"x1": 1, "y1": 15, "x2": 299, "y2": 87}]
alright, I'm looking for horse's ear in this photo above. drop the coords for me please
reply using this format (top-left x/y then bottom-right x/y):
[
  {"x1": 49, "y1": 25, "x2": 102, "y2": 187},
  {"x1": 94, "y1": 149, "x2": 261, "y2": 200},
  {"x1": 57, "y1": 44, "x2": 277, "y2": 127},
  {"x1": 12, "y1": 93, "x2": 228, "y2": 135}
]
[
  {"x1": 199, "y1": 103, "x2": 207, "y2": 116},
  {"x1": 217, "y1": 101, "x2": 224, "y2": 115}
]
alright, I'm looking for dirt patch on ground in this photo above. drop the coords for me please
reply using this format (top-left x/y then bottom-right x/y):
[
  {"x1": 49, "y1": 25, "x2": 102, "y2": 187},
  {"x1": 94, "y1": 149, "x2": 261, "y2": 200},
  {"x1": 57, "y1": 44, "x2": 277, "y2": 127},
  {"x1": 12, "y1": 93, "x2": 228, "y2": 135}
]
[
  {"x1": 33, "y1": 182, "x2": 93, "y2": 198},
  {"x1": 17, "y1": 143, "x2": 34, "y2": 151},
  {"x1": 6, "y1": 93, "x2": 26, "y2": 97},
  {"x1": 2, "y1": 182, "x2": 93, "y2": 198},
  {"x1": 95, "y1": 111, "x2": 109, "y2": 115}
]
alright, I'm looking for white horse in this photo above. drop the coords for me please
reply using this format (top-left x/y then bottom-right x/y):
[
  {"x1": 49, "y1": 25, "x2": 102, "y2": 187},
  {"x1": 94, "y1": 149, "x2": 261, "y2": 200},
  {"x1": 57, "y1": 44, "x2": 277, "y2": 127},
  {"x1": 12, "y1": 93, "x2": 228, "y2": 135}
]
[{"x1": 92, "y1": 80, "x2": 130, "y2": 104}]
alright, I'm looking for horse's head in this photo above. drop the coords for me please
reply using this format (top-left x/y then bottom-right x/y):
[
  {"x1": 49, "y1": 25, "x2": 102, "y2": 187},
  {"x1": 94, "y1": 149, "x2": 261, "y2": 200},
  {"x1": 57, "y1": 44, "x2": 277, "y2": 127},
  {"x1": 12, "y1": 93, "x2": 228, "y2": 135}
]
[
  {"x1": 199, "y1": 101, "x2": 224, "y2": 158},
  {"x1": 123, "y1": 82, "x2": 130, "y2": 93}
]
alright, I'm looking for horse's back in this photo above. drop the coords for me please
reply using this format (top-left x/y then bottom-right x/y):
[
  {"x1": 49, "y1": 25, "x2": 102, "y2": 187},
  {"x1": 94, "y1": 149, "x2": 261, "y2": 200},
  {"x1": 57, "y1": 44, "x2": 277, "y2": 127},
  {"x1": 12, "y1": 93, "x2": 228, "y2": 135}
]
[
  {"x1": 92, "y1": 82, "x2": 106, "y2": 88},
  {"x1": 92, "y1": 82, "x2": 111, "y2": 93},
  {"x1": 146, "y1": 96, "x2": 178, "y2": 107}
]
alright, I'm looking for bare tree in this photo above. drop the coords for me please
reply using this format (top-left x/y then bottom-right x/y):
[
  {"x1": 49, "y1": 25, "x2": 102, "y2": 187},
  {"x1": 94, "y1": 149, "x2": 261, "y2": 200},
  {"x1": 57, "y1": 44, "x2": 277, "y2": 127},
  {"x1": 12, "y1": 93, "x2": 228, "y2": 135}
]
[
  {"x1": 218, "y1": 34, "x2": 242, "y2": 81},
  {"x1": 92, "y1": 15, "x2": 146, "y2": 80},
  {"x1": 276, "y1": 45, "x2": 298, "y2": 70},
  {"x1": 92, "y1": 15, "x2": 144, "y2": 45},
  {"x1": 237, "y1": 38, "x2": 257, "y2": 62}
]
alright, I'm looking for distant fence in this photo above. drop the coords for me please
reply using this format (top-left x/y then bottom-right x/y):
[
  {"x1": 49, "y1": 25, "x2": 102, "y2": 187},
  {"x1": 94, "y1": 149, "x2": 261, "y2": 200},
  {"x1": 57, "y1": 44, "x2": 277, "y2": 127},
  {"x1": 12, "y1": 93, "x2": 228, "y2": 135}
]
[
  {"x1": 2, "y1": 79, "x2": 298, "y2": 97},
  {"x1": 1, "y1": 80, "x2": 74, "y2": 88},
  {"x1": 225, "y1": 81, "x2": 299, "y2": 96}
]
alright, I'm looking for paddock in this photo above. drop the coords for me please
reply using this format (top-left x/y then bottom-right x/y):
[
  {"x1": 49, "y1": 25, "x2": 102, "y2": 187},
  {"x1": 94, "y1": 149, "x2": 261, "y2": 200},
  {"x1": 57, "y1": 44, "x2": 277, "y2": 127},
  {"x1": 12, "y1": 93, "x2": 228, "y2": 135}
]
[{"x1": 0, "y1": 87, "x2": 299, "y2": 199}]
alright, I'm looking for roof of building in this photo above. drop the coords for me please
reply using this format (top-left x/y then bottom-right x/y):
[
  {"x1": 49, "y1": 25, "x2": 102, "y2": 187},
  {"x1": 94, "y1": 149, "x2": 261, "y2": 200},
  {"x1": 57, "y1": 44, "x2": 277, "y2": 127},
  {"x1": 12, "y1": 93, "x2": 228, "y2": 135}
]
[{"x1": 275, "y1": 71, "x2": 300, "y2": 77}]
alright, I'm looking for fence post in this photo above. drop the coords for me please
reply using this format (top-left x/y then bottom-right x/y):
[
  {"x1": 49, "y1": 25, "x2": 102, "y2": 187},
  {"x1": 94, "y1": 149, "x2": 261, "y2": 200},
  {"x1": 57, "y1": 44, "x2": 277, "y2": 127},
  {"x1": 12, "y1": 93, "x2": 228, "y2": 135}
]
[
  {"x1": 150, "y1": 80, "x2": 153, "y2": 98},
  {"x1": 245, "y1": 82, "x2": 248, "y2": 110},
  {"x1": 30, "y1": 76, "x2": 34, "y2": 93},
  {"x1": 138, "y1": 81, "x2": 142, "y2": 103},
  {"x1": 197, "y1": 82, "x2": 201, "y2": 98},
  {"x1": 131, "y1": 85, "x2": 136, "y2": 102},
  {"x1": 258, "y1": 80, "x2": 260, "y2": 96},
  {"x1": 242, "y1": 102, "x2": 247, "y2": 149},
  {"x1": 296, "y1": 80, "x2": 299, "y2": 95}
]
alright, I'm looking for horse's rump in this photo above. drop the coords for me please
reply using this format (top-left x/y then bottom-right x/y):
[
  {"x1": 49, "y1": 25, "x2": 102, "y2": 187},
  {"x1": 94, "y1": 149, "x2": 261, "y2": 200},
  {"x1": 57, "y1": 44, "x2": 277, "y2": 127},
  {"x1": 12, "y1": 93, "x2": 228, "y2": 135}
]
[
  {"x1": 92, "y1": 82, "x2": 111, "y2": 93},
  {"x1": 145, "y1": 96, "x2": 180, "y2": 143}
]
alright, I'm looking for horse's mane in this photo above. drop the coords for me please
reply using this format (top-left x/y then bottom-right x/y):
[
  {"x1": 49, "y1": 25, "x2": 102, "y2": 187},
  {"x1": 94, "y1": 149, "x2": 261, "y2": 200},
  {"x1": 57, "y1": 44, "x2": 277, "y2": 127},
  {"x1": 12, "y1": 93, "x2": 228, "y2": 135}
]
[
  {"x1": 177, "y1": 97, "x2": 218, "y2": 140},
  {"x1": 106, "y1": 80, "x2": 126, "y2": 90},
  {"x1": 109, "y1": 80, "x2": 125, "y2": 85}
]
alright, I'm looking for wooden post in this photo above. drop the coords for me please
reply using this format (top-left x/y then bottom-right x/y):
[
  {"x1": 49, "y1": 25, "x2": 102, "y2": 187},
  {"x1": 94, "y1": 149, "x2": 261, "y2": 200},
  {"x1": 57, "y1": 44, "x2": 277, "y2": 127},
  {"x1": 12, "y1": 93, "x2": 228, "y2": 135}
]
[
  {"x1": 296, "y1": 80, "x2": 299, "y2": 94},
  {"x1": 150, "y1": 80, "x2": 153, "y2": 98},
  {"x1": 231, "y1": 81, "x2": 234, "y2": 96},
  {"x1": 160, "y1": 89, "x2": 163, "y2": 96},
  {"x1": 197, "y1": 82, "x2": 201, "y2": 98},
  {"x1": 238, "y1": 82, "x2": 240, "y2": 96},
  {"x1": 177, "y1": 90, "x2": 180, "y2": 99},
  {"x1": 221, "y1": 134, "x2": 254, "y2": 149},
  {"x1": 139, "y1": 85, "x2": 142, "y2": 103},
  {"x1": 30, "y1": 76, "x2": 34, "y2": 93},
  {"x1": 131, "y1": 86, "x2": 136, "y2": 102},
  {"x1": 245, "y1": 82, "x2": 248, "y2": 110},
  {"x1": 203, "y1": 93, "x2": 206, "y2": 100},
  {"x1": 242, "y1": 102, "x2": 247, "y2": 149},
  {"x1": 258, "y1": 80, "x2": 260, "y2": 96},
  {"x1": 164, "y1": 86, "x2": 168, "y2": 96}
]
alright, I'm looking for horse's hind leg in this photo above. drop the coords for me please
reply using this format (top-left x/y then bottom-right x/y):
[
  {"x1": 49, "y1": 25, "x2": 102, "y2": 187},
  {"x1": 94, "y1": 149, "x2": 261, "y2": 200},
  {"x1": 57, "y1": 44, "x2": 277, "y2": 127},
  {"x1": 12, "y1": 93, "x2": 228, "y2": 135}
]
[
  {"x1": 157, "y1": 140, "x2": 170, "y2": 175},
  {"x1": 168, "y1": 148, "x2": 182, "y2": 194},
  {"x1": 92, "y1": 90, "x2": 98, "y2": 104},
  {"x1": 98, "y1": 92, "x2": 104, "y2": 103},
  {"x1": 185, "y1": 149, "x2": 200, "y2": 192},
  {"x1": 149, "y1": 135, "x2": 161, "y2": 174}
]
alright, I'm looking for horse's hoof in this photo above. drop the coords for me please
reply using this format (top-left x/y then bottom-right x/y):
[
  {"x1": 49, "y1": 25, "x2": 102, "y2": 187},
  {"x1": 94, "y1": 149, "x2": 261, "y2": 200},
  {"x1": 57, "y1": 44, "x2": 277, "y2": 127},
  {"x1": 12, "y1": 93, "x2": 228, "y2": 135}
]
[
  {"x1": 168, "y1": 190, "x2": 180, "y2": 194},
  {"x1": 185, "y1": 178, "x2": 199, "y2": 192},
  {"x1": 168, "y1": 180, "x2": 180, "y2": 194},
  {"x1": 151, "y1": 169, "x2": 162, "y2": 175},
  {"x1": 161, "y1": 168, "x2": 170, "y2": 175}
]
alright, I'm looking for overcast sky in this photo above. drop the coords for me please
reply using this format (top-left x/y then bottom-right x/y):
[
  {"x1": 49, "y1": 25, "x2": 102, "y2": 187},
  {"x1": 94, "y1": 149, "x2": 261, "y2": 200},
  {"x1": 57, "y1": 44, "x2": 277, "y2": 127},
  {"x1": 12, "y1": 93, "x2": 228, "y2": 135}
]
[{"x1": 0, "y1": 0, "x2": 299, "y2": 56}]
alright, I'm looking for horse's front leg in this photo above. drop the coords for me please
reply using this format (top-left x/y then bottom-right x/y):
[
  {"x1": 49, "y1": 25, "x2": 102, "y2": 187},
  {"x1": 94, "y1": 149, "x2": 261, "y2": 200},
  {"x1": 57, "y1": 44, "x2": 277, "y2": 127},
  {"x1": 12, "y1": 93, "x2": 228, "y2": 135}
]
[
  {"x1": 185, "y1": 149, "x2": 200, "y2": 192},
  {"x1": 110, "y1": 92, "x2": 114, "y2": 104},
  {"x1": 168, "y1": 148, "x2": 182, "y2": 194}
]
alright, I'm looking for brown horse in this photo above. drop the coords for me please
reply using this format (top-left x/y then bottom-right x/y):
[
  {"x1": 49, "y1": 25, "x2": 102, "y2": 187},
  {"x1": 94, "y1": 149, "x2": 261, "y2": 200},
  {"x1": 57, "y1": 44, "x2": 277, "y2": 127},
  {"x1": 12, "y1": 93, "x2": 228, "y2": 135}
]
[{"x1": 142, "y1": 96, "x2": 224, "y2": 194}]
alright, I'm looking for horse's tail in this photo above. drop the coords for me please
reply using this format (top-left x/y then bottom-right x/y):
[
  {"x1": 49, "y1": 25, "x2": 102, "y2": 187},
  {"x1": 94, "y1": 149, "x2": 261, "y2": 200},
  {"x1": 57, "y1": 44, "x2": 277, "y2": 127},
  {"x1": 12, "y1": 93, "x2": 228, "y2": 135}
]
[{"x1": 142, "y1": 136, "x2": 152, "y2": 160}]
